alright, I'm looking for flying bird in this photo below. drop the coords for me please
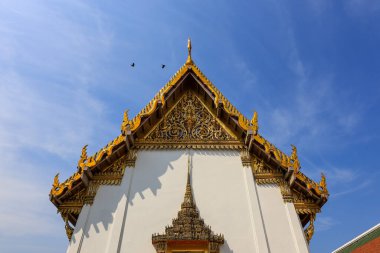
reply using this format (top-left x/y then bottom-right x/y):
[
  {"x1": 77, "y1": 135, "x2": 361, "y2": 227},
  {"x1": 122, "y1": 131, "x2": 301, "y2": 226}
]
[
  {"x1": 161, "y1": 64, "x2": 166, "y2": 69},
  {"x1": 130, "y1": 62, "x2": 135, "y2": 67}
]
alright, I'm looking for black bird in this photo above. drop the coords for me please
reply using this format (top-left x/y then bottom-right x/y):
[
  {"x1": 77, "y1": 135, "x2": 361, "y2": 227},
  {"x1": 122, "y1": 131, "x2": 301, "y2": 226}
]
[
  {"x1": 161, "y1": 64, "x2": 165, "y2": 69},
  {"x1": 130, "y1": 62, "x2": 135, "y2": 67}
]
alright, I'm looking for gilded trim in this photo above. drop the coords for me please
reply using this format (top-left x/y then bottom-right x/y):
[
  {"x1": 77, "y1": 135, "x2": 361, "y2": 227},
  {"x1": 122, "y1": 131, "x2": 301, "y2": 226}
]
[
  {"x1": 50, "y1": 134, "x2": 125, "y2": 198},
  {"x1": 55, "y1": 152, "x2": 133, "y2": 236},
  {"x1": 135, "y1": 142, "x2": 244, "y2": 150},
  {"x1": 65, "y1": 218, "x2": 74, "y2": 241},
  {"x1": 251, "y1": 157, "x2": 283, "y2": 184},
  {"x1": 293, "y1": 192, "x2": 321, "y2": 215},
  {"x1": 240, "y1": 150, "x2": 252, "y2": 167}
]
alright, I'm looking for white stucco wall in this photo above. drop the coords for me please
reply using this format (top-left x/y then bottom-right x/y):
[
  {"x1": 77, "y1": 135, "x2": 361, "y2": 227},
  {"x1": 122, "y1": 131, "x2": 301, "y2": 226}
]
[
  {"x1": 257, "y1": 184, "x2": 309, "y2": 253},
  {"x1": 68, "y1": 149, "x2": 308, "y2": 253}
]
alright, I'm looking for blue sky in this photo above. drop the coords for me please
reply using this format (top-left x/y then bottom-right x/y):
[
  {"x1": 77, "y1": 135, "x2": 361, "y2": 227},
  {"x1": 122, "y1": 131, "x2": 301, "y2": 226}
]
[{"x1": 0, "y1": 1, "x2": 379, "y2": 252}]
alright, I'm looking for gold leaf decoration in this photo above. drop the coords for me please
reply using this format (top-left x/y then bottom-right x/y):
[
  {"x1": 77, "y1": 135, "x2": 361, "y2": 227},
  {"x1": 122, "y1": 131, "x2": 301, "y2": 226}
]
[
  {"x1": 250, "y1": 111, "x2": 259, "y2": 133},
  {"x1": 145, "y1": 91, "x2": 236, "y2": 143},
  {"x1": 290, "y1": 145, "x2": 301, "y2": 174},
  {"x1": 304, "y1": 214, "x2": 315, "y2": 244}
]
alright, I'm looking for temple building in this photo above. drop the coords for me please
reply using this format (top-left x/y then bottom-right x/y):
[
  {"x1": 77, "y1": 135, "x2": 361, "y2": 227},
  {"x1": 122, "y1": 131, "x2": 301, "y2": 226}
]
[{"x1": 49, "y1": 39, "x2": 329, "y2": 253}]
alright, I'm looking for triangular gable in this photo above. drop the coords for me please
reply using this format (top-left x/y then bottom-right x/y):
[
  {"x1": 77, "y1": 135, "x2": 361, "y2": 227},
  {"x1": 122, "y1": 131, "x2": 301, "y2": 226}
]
[
  {"x1": 125, "y1": 61, "x2": 251, "y2": 135},
  {"x1": 51, "y1": 43, "x2": 328, "y2": 201},
  {"x1": 50, "y1": 40, "x2": 329, "y2": 236},
  {"x1": 138, "y1": 90, "x2": 242, "y2": 149}
]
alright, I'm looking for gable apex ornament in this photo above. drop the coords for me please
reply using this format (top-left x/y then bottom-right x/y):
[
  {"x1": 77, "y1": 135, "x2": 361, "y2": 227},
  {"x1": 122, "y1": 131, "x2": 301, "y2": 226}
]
[
  {"x1": 290, "y1": 144, "x2": 301, "y2": 174},
  {"x1": 250, "y1": 111, "x2": 259, "y2": 134},
  {"x1": 319, "y1": 172, "x2": 329, "y2": 196},
  {"x1": 78, "y1": 145, "x2": 88, "y2": 169},
  {"x1": 121, "y1": 109, "x2": 130, "y2": 134},
  {"x1": 186, "y1": 37, "x2": 193, "y2": 65},
  {"x1": 52, "y1": 173, "x2": 60, "y2": 192},
  {"x1": 142, "y1": 91, "x2": 239, "y2": 148}
]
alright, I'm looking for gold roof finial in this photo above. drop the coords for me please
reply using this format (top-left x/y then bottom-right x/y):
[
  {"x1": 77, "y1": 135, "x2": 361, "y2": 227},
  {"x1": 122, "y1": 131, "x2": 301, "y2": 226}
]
[
  {"x1": 78, "y1": 145, "x2": 88, "y2": 168},
  {"x1": 121, "y1": 109, "x2": 130, "y2": 133},
  {"x1": 251, "y1": 111, "x2": 259, "y2": 133},
  {"x1": 52, "y1": 173, "x2": 60, "y2": 189},
  {"x1": 319, "y1": 172, "x2": 328, "y2": 195},
  {"x1": 320, "y1": 172, "x2": 326, "y2": 188},
  {"x1": 290, "y1": 144, "x2": 301, "y2": 173},
  {"x1": 186, "y1": 37, "x2": 193, "y2": 65}
]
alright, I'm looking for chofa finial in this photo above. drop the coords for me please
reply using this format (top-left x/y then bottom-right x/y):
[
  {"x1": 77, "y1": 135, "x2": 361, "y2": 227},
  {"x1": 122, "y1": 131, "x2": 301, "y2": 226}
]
[
  {"x1": 320, "y1": 172, "x2": 326, "y2": 188},
  {"x1": 78, "y1": 145, "x2": 88, "y2": 168},
  {"x1": 319, "y1": 172, "x2": 328, "y2": 195},
  {"x1": 251, "y1": 111, "x2": 259, "y2": 133},
  {"x1": 121, "y1": 109, "x2": 130, "y2": 134},
  {"x1": 290, "y1": 144, "x2": 301, "y2": 173},
  {"x1": 186, "y1": 37, "x2": 193, "y2": 65},
  {"x1": 53, "y1": 173, "x2": 60, "y2": 188}
]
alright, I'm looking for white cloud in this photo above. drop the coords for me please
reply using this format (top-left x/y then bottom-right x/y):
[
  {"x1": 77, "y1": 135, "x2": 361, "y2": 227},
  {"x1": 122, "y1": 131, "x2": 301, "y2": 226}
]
[
  {"x1": 328, "y1": 168, "x2": 357, "y2": 185},
  {"x1": 315, "y1": 216, "x2": 336, "y2": 232},
  {"x1": 304, "y1": 165, "x2": 357, "y2": 186},
  {"x1": 0, "y1": 175, "x2": 59, "y2": 236},
  {"x1": 261, "y1": 28, "x2": 360, "y2": 151},
  {"x1": 332, "y1": 180, "x2": 372, "y2": 198},
  {"x1": 0, "y1": 1, "x2": 117, "y2": 246},
  {"x1": 0, "y1": 70, "x2": 110, "y2": 158},
  {"x1": 266, "y1": 77, "x2": 338, "y2": 148},
  {"x1": 0, "y1": 0, "x2": 118, "y2": 156}
]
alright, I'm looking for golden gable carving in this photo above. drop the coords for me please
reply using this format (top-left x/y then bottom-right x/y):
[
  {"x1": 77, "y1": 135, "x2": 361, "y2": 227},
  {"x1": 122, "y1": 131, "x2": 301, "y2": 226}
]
[{"x1": 140, "y1": 91, "x2": 241, "y2": 149}]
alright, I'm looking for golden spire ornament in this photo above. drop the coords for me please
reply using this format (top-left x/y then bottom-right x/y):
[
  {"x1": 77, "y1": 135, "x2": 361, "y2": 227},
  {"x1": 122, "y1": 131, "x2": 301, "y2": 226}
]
[
  {"x1": 121, "y1": 109, "x2": 130, "y2": 133},
  {"x1": 290, "y1": 144, "x2": 301, "y2": 174},
  {"x1": 320, "y1": 172, "x2": 326, "y2": 189},
  {"x1": 319, "y1": 172, "x2": 329, "y2": 195},
  {"x1": 251, "y1": 111, "x2": 259, "y2": 133},
  {"x1": 52, "y1": 173, "x2": 60, "y2": 189},
  {"x1": 77, "y1": 145, "x2": 88, "y2": 168},
  {"x1": 186, "y1": 37, "x2": 193, "y2": 65}
]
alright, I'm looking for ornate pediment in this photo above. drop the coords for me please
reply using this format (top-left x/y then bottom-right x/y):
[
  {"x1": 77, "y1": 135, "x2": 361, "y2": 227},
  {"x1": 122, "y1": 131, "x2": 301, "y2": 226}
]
[{"x1": 138, "y1": 91, "x2": 242, "y2": 149}]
